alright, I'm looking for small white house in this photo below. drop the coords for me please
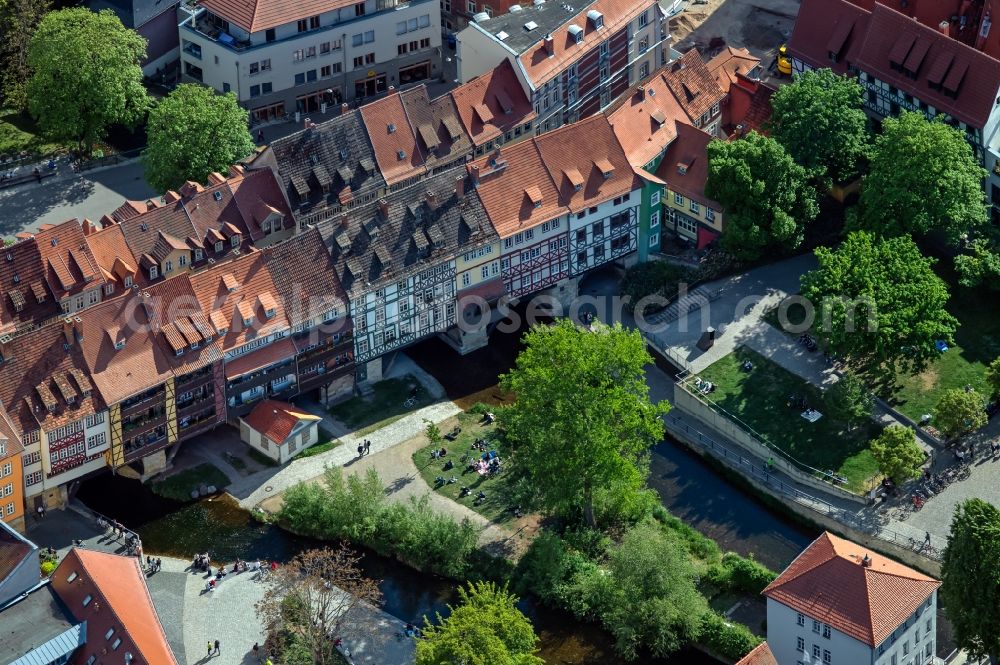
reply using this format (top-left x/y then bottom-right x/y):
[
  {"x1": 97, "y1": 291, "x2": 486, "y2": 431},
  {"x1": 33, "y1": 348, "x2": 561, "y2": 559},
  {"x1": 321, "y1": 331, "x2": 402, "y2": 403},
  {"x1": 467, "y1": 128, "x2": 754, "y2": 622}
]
[
  {"x1": 239, "y1": 400, "x2": 322, "y2": 464},
  {"x1": 738, "y1": 531, "x2": 941, "y2": 665}
]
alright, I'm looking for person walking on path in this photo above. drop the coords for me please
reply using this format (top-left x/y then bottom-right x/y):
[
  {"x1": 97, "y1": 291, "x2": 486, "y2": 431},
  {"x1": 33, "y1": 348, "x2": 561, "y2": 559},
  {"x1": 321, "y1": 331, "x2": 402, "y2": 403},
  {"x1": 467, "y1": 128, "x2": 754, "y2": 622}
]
[
  {"x1": 364, "y1": 439, "x2": 371, "y2": 455},
  {"x1": 214, "y1": 640, "x2": 220, "y2": 655},
  {"x1": 924, "y1": 531, "x2": 932, "y2": 546},
  {"x1": 207, "y1": 642, "x2": 213, "y2": 658},
  {"x1": 252, "y1": 643, "x2": 260, "y2": 661},
  {"x1": 357, "y1": 443, "x2": 364, "y2": 458}
]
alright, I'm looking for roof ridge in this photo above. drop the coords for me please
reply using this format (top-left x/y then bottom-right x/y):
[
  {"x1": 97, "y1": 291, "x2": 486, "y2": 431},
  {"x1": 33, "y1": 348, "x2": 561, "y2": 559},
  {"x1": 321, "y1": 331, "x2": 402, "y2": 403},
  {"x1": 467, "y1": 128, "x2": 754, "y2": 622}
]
[{"x1": 764, "y1": 532, "x2": 836, "y2": 593}]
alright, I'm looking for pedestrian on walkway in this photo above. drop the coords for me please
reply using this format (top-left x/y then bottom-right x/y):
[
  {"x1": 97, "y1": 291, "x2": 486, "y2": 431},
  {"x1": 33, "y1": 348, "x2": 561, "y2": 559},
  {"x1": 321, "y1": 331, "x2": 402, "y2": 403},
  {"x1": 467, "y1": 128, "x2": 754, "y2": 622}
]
[
  {"x1": 357, "y1": 443, "x2": 364, "y2": 458},
  {"x1": 252, "y1": 643, "x2": 260, "y2": 661},
  {"x1": 214, "y1": 640, "x2": 221, "y2": 655},
  {"x1": 207, "y1": 641, "x2": 213, "y2": 657},
  {"x1": 257, "y1": 129, "x2": 264, "y2": 143},
  {"x1": 364, "y1": 439, "x2": 371, "y2": 455},
  {"x1": 766, "y1": 457, "x2": 774, "y2": 471},
  {"x1": 924, "y1": 531, "x2": 932, "y2": 546},
  {"x1": 36, "y1": 505, "x2": 45, "y2": 519}
]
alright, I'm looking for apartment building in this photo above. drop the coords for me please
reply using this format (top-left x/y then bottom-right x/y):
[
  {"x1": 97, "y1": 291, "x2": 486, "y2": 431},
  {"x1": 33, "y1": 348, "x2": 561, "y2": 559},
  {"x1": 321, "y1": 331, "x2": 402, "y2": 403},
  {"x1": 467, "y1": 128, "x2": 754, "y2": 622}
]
[
  {"x1": 178, "y1": 0, "x2": 443, "y2": 121},
  {"x1": 655, "y1": 121, "x2": 722, "y2": 250},
  {"x1": 788, "y1": 0, "x2": 1000, "y2": 221},
  {"x1": 0, "y1": 408, "x2": 25, "y2": 532},
  {"x1": 0, "y1": 220, "x2": 108, "y2": 338},
  {"x1": 457, "y1": 0, "x2": 670, "y2": 133},
  {"x1": 740, "y1": 532, "x2": 940, "y2": 665},
  {"x1": 315, "y1": 166, "x2": 497, "y2": 371}
]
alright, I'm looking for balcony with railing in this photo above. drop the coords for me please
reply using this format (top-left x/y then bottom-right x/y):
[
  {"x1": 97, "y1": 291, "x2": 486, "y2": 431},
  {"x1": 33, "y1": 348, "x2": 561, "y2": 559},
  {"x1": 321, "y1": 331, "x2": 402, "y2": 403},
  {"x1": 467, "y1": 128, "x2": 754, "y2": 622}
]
[
  {"x1": 177, "y1": 364, "x2": 215, "y2": 390},
  {"x1": 179, "y1": 407, "x2": 218, "y2": 439},
  {"x1": 122, "y1": 408, "x2": 167, "y2": 437},
  {"x1": 226, "y1": 360, "x2": 295, "y2": 395},
  {"x1": 121, "y1": 386, "x2": 165, "y2": 414},
  {"x1": 123, "y1": 426, "x2": 168, "y2": 462}
]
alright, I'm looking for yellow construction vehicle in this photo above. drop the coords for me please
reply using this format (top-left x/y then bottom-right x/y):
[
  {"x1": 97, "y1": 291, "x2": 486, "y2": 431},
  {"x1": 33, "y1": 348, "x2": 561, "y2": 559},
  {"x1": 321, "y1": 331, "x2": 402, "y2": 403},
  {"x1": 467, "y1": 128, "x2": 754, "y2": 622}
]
[{"x1": 777, "y1": 44, "x2": 792, "y2": 75}]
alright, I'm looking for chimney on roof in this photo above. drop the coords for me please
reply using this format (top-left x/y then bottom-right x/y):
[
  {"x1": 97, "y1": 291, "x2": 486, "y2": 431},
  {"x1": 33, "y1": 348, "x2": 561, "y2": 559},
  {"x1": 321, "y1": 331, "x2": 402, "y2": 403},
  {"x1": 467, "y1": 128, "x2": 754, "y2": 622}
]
[
  {"x1": 425, "y1": 190, "x2": 438, "y2": 209},
  {"x1": 861, "y1": 554, "x2": 872, "y2": 568},
  {"x1": 637, "y1": 85, "x2": 645, "y2": 100},
  {"x1": 146, "y1": 198, "x2": 161, "y2": 209},
  {"x1": 304, "y1": 117, "x2": 316, "y2": 129},
  {"x1": 939, "y1": 19, "x2": 950, "y2": 35},
  {"x1": 82, "y1": 219, "x2": 97, "y2": 236},
  {"x1": 455, "y1": 175, "x2": 466, "y2": 198},
  {"x1": 341, "y1": 102, "x2": 350, "y2": 115},
  {"x1": 544, "y1": 33, "x2": 554, "y2": 56},
  {"x1": 340, "y1": 212, "x2": 350, "y2": 229},
  {"x1": 388, "y1": 85, "x2": 396, "y2": 94},
  {"x1": 228, "y1": 164, "x2": 245, "y2": 178},
  {"x1": 62, "y1": 317, "x2": 74, "y2": 346},
  {"x1": 378, "y1": 198, "x2": 389, "y2": 220},
  {"x1": 207, "y1": 172, "x2": 227, "y2": 185},
  {"x1": 470, "y1": 165, "x2": 481, "y2": 186},
  {"x1": 164, "y1": 190, "x2": 181, "y2": 204}
]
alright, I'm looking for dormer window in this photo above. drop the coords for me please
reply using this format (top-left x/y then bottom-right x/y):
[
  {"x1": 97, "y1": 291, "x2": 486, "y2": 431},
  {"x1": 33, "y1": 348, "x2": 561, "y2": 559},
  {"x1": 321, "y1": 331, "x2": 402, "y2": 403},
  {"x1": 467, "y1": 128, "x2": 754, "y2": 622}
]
[
  {"x1": 677, "y1": 162, "x2": 689, "y2": 175},
  {"x1": 149, "y1": 266, "x2": 158, "y2": 279},
  {"x1": 175, "y1": 347, "x2": 184, "y2": 356},
  {"x1": 165, "y1": 260, "x2": 173, "y2": 273},
  {"x1": 243, "y1": 316, "x2": 254, "y2": 327},
  {"x1": 124, "y1": 275, "x2": 133, "y2": 288},
  {"x1": 231, "y1": 235, "x2": 240, "y2": 247},
  {"x1": 195, "y1": 248, "x2": 204, "y2": 261},
  {"x1": 190, "y1": 341, "x2": 199, "y2": 350},
  {"x1": 215, "y1": 241, "x2": 224, "y2": 253},
  {"x1": 179, "y1": 254, "x2": 188, "y2": 267},
  {"x1": 568, "y1": 24, "x2": 584, "y2": 44},
  {"x1": 265, "y1": 308, "x2": 276, "y2": 319},
  {"x1": 114, "y1": 339, "x2": 126, "y2": 350}
]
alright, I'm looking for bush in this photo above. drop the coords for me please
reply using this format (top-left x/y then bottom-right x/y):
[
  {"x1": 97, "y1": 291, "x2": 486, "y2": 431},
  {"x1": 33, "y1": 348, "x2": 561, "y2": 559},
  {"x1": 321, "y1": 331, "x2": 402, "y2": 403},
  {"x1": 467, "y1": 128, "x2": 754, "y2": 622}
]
[
  {"x1": 279, "y1": 467, "x2": 476, "y2": 578},
  {"x1": 40, "y1": 560, "x2": 55, "y2": 576},
  {"x1": 698, "y1": 611, "x2": 761, "y2": 661},
  {"x1": 719, "y1": 552, "x2": 777, "y2": 595},
  {"x1": 620, "y1": 261, "x2": 689, "y2": 314}
]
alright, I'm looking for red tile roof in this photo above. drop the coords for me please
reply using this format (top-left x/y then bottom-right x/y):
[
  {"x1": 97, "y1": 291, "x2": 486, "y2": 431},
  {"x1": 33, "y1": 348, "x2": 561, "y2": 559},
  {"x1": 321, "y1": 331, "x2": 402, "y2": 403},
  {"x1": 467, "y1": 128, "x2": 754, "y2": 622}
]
[
  {"x1": 262, "y1": 228, "x2": 347, "y2": 327},
  {"x1": 735, "y1": 642, "x2": 777, "y2": 665},
  {"x1": 707, "y1": 46, "x2": 761, "y2": 96},
  {"x1": 662, "y1": 49, "x2": 726, "y2": 124},
  {"x1": 399, "y1": 86, "x2": 474, "y2": 170},
  {"x1": 242, "y1": 399, "x2": 320, "y2": 444},
  {"x1": 534, "y1": 115, "x2": 638, "y2": 213},
  {"x1": 655, "y1": 121, "x2": 721, "y2": 211},
  {"x1": 197, "y1": 0, "x2": 356, "y2": 33},
  {"x1": 607, "y1": 67, "x2": 691, "y2": 167},
  {"x1": 450, "y1": 60, "x2": 536, "y2": 147},
  {"x1": 787, "y1": 0, "x2": 871, "y2": 77},
  {"x1": 763, "y1": 532, "x2": 939, "y2": 647},
  {"x1": 358, "y1": 91, "x2": 427, "y2": 186},
  {"x1": 85, "y1": 224, "x2": 144, "y2": 288},
  {"x1": 52, "y1": 548, "x2": 177, "y2": 665},
  {"x1": 855, "y1": 3, "x2": 1000, "y2": 127},
  {"x1": 516, "y1": 0, "x2": 653, "y2": 87}
]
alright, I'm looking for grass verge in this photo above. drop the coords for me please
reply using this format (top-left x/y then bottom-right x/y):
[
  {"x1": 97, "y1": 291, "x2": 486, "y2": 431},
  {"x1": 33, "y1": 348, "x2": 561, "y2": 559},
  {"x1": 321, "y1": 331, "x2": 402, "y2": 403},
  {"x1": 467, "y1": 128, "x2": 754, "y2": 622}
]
[
  {"x1": 0, "y1": 109, "x2": 65, "y2": 157},
  {"x1": 150, "y1": 463, "x2": 231, "y2": 501},
  {"x1": 293, "y1": 431, "x2": 341, "y2": 459},
  {"x1": 697, "y1": 347, "x2": 881, "y2": 493},
  {"x1": 329, "y1": 375, "x2": 434, "y2": 436}
]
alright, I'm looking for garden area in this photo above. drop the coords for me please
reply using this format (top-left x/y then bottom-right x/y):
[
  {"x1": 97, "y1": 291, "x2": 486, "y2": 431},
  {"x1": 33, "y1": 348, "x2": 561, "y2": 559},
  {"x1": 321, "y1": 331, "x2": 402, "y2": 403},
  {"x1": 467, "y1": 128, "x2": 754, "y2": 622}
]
[
  {"x1": 411, "y1": 410, "x2": 515, "y2": 524},
  {"x1": 150, "y1": 463, "x2": 231, "y2": 501},
  {"x1": 328, "y1": 375, "x2": 434, "y2": 436},
  {"x1": 0, "y1": 108, "x2": 65, "y2": 159},
  {"x1": 695, "y1": 347, "x2": 882, "y2": 493}
]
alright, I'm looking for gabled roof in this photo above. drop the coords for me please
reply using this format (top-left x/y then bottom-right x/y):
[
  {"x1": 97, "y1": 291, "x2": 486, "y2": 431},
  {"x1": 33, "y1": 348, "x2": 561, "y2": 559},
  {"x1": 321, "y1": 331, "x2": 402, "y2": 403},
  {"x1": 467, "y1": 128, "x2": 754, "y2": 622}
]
[
  {"x1": 533, "y1": 115, "x2": 638, "y2": 213},
  {"x1": 359, "y1": 91, "x2": 427, "y2": 186},
  {"x1": 316, "y1": 167, "x2": 494, "y2": 297},
  {"x1": 662, "y1": 49, "x2": 726, "y2": 123},
  {"x1": 262, "y1": 228, "x2": 347, "y2": 327},
  {"x1": 400, "y1": 86, "x2": 474, "y2": 171},
  {"x1": 763, "y1": 532, "x2": 940, "y2": 648},
  {"x1": 242, "y1": 399, "x2": 321, "y2": 444},
  {"x1": 787, "y1": 0, "x2": 870, "y2": 76},
  {"x1": 52, "y1": 548, "x2": 177, "y2": 665},
  {"x1": 0, "y1": 520, "x2": 36, "y2": 601},
  {"x1": 197, "y1": 0, "x2": 356, "y2": 33},
  {"x1": 656, "y1": 121, "x2": 721, "y2": 211},
  {"x1": 607, "y1": 66, "x2": 691, "y2": 167},
  {"x1": 85, "y1": 224, "x2": 144, "y2": 288},
  {"x1": 854, "y1": 2, "x2": 1000, "y2": 127},
  {"x1": 735, "y1": 642, "x2": 778, "y2": 665},
  {"x1": 260, "y1": 110, "x2": 385, "y2": 212},
  {"x1": 707, "y1": 46, "x2": 762, "y2": 95},
  {"x1": 450, "y1": 60, "x2": 536, "y2": 147}
]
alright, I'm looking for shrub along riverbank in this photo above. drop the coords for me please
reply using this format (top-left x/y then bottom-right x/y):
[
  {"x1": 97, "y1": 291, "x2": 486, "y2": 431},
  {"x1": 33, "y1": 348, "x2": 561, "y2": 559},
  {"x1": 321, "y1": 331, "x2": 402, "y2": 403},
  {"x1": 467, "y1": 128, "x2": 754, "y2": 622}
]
[{"x1": 276, "y1": 466, "x2": 772, "y2": 662}]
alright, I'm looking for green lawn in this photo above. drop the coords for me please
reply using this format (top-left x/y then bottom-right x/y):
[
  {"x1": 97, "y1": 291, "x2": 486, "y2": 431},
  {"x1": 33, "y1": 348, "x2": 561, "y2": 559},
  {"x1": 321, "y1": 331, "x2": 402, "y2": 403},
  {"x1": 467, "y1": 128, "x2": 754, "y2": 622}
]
[
  {"x1": 410, "y1": 412, "x2": 516, "y2": 523},
  {"x1": 150, "y1": 463, "x2": 231, "y2": 502},
  {"x1": 0, "y1": 108, "x2": 65, "y2": 157},
  {"x1": 883, "y1": 277, "x2": 1000, "y2": 422},
  {"x1": 697, "y1": 348, "x2": 882, "y2": 493},
  {"x1": 329, "y1": 375, "x2": 435, "y2": 436},
  {"x1": 293, "y1": 429, "x2": 341, "y2": 459}
]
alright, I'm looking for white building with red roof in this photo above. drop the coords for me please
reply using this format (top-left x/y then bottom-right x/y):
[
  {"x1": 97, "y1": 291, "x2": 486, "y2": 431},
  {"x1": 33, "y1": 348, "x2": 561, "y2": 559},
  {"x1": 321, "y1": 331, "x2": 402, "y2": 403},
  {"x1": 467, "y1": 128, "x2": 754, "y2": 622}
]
[
  {"x1": 740, "y1": 531, "x2": 940, "y2": 665},
  {"x1": 239, "y1": 399, "x2": 322, "y2": 463}
]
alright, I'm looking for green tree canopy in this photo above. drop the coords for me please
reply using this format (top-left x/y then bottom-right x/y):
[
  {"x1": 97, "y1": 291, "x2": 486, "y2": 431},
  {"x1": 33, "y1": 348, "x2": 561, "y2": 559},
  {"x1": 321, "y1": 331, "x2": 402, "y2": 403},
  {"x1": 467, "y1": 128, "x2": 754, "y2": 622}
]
[
  {"x1": 0, "y1": 0, "x2": 51, "y2": 110},
  {"x1": 955, "y1": 236, "x2": 1000, "y2": 290},
  {"x1": 499, "y1": 320, "x2": 668, "y2": 527},
  {"x1": 933, "y1": 388, "x2": 987, "y2": 440},
  {"x1": 705, "y1": 131, "x2": 818, "y2": 261},
  {"x1": 599, "y1": 521, "x2": 708, "y2": 659},
  {"x1": 941, "y1": 499, "x2": 1000, "y2": 664},
  {"x1": 800, "y1": 232, "x2": 957, "y2": 375},
  {"x1": 26, "y1": 8, "x2": 148, "y2": 153},
  {"x1": 869, "y1": 425, "x2": 924, "y2": 484},
  {"x1": 985, "y1": 357, "x2": 1000, "y2": 401},
  {"x1": 856, "y1": 111, "x2": 987, "y2": 242},
  {"x1": 769, "y1": 68, "x2": 869, "y2": 183},
  {"x1": 416, "y1": 582, "x2": 543, "y2": 665},
  {"x1": 825, "y1": 372, "x2": 874, "y2": 430},
  {"x1": 142, "y1": 84, "x2": 255, "y2": 192}
]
